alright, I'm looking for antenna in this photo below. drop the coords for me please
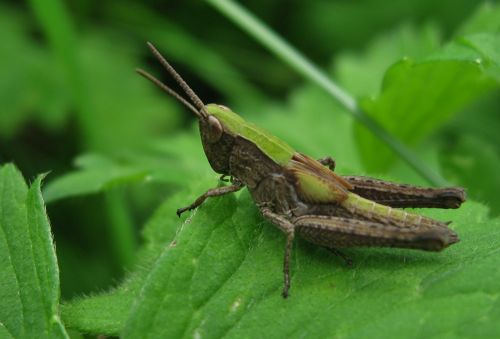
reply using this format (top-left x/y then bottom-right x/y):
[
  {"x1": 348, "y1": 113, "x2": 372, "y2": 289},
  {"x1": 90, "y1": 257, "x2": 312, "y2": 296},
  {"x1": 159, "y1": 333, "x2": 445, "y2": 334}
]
[
  {"x1": 136, "y1": 68, "x2": 202, "y2": 118},
  {"x1": 146, "y1": 42, "x2": 208, "y2": 119}
]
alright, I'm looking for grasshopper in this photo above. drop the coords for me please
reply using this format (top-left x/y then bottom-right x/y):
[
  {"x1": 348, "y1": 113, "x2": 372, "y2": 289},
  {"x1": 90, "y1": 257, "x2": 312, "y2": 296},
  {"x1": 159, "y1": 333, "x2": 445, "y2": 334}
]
[{"x1": 137, "y1": 42, "x2": 466, "y2": 298}]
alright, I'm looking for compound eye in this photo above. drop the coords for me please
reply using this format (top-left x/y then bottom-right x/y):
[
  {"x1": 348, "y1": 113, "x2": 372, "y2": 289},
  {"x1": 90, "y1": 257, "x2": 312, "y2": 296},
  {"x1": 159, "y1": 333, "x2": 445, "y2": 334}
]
[{"x1": 206, "y1": 115, "x2": 223, "y2": 143}]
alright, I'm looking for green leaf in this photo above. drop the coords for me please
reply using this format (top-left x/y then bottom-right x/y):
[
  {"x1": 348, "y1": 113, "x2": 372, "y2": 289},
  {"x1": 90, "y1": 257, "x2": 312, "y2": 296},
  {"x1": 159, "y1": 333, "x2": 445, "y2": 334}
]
[
  {"x1": 343, "y1": 9, "x2": 500, "y2": 175},
  {"x1": 60, "y1": 288, "x2": 133, "y2": 335},
  {"x1": 335, "y1": 23, "x2": 441, "y2": 98},
  {"x1": 117, "y1": 192, "x2": 498, "y2": 338},
  {"x1": 59, "y1": 176, "x2": 216, "y2": 335},
  {"x1": 43, "y1": 166, "x2": 151, "y2": 203},
  {"x1": 459, "y1": 33, "x2": 500, "y2": 81},
  {"x1": 355, "y1": 33, "x2": 498, "y2": 173},
  {"x1": 43, "y1": 133, "x2": 205, "y2": 203},
  {"x1": 61, "y1": 169, "x2": 499, "y2": 337},
  {"x1": 0, "y1": 164, "x2": 68, "y2": 338}
]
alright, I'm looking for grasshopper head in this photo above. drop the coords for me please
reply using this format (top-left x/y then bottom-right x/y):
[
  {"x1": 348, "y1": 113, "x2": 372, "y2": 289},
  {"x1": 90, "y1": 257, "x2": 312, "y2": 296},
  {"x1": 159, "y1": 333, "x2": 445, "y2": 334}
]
[
  {"x1": 198, "y1": 114, "x2": 233, "y2": 173},
  {"x1": 137, "y1": 42, "x2": 234, "y2": 174}
]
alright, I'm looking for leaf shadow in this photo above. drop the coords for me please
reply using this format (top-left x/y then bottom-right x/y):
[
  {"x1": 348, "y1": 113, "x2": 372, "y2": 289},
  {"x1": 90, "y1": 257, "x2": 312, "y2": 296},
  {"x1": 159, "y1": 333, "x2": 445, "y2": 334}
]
[{"x1": 296, "y1": 238, "x2": 452, "y2": 272}]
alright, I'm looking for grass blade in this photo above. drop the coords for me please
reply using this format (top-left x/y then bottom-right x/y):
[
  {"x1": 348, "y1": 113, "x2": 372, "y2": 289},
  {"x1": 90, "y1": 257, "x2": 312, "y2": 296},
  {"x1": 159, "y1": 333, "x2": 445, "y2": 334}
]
[{"x1": 206, "y1": 0, "x2": 447, "y2": 186}]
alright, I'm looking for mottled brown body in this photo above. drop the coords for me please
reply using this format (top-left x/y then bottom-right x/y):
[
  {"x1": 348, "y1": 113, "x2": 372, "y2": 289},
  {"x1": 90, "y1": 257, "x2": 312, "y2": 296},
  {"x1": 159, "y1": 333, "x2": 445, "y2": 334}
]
[
  {"x1": 192, "y1": 128, "x2": 464, "y2": 296},
  {"x1": 236, "y1": 141, "x2": 461, "y2": 250},
  {"x1": 138, "y1": 42, "x2": 466, "y2": 298},
  {"x1": 345, "y1": 176, "x2": 465, "y2": 209}
]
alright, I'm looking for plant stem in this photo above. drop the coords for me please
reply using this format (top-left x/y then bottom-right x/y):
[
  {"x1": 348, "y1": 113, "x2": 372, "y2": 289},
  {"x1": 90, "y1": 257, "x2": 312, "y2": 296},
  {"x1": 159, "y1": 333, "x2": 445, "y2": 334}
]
[{"x1": 206, "y1": 0, "x2": 447, "y2": 186}]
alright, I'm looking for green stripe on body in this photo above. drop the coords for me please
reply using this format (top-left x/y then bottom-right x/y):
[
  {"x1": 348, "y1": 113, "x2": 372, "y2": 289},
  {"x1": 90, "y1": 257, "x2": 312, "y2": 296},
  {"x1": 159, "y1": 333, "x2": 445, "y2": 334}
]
[
  {"x1": 206, "y1": 104, "x2": 295, "y2": 165},
  {"x1": 343, "y1": 193, "x2": 425, "y2": 227}
]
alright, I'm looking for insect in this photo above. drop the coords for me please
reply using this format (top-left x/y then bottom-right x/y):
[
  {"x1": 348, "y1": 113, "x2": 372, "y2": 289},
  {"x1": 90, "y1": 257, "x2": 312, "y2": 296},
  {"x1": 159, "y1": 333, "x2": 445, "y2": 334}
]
[{"x1": 137, "y1": 42, "x2": 466, "y2": 298}]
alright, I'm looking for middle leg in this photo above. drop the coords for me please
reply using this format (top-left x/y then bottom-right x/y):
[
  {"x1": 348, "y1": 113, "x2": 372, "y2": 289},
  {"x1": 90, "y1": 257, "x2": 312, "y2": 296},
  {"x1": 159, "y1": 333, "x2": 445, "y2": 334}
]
[{"x1": 259, "y1": 206, "x2": 296, "y2": 298}]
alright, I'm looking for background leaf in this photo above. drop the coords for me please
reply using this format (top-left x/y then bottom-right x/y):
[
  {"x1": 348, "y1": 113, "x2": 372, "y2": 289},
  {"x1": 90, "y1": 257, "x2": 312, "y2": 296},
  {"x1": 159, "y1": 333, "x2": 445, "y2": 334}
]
[
  {"x1": 440, "y1": 135, "x2": 500, "y2": 216},
  {"x1": 335, "y1": 23, "x2": 442, "y2": 98},
  {"x1": 355, "y1": 37, "x2": 498, "y2": 173},
  {"x1": 0, "y1": 7, "x2": 69, "y2": 138},
  {"x1": 456, "y1": 2, "x2": 500, "y2": 35}
]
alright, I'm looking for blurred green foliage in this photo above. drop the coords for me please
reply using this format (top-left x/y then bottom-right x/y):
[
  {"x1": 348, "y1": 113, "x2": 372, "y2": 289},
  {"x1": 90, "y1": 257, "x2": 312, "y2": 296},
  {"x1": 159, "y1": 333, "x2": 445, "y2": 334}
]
[{"x1": 1, "y1": 0, "x2": 500, "y2": 338}]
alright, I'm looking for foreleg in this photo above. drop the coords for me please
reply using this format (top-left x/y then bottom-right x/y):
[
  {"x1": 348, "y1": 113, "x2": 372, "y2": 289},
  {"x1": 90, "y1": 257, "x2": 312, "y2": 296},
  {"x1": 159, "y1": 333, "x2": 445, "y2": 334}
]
[{"x1": 177, "y1": 180, "x2": 244, "y2": 216}]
